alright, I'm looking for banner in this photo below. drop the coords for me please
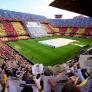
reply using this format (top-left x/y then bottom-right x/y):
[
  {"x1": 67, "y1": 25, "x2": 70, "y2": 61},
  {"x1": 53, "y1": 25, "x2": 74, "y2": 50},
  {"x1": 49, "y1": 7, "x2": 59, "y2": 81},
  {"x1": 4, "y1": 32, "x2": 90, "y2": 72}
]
[{"x1": 32, "y1": 64, "x2": 43, "y2": 75}]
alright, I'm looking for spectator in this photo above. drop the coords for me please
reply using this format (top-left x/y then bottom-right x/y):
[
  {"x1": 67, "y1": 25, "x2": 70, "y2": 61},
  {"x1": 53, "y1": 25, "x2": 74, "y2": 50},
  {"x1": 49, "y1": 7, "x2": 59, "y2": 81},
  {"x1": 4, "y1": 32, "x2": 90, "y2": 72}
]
[
  {"x1": 62, "y1": 82, "x2": 81, "y2": 92},
  {"x1": 0, "y1": 68, "x2": 3, "y2": 92},
  {"x1": 81, "y1": 68, "x2": 90, "y2": 79},
  {"x1": 73, "y1": 62, "x2": 85, "y2": 82}
]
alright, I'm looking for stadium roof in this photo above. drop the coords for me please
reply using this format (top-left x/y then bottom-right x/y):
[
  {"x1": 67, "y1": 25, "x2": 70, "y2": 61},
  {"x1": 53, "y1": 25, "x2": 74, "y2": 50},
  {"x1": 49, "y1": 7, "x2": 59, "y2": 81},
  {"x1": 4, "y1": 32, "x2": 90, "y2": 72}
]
[{"x1": 50, "y1": 0, "x2": 92, "y2": 17}]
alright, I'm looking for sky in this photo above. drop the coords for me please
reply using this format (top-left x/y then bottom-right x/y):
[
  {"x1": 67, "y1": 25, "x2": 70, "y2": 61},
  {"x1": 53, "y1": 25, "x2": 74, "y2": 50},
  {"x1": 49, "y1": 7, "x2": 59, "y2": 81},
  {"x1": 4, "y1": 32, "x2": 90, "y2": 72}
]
[{"x1": 0, "y1": 0, "x2": 81, "y2": 19}]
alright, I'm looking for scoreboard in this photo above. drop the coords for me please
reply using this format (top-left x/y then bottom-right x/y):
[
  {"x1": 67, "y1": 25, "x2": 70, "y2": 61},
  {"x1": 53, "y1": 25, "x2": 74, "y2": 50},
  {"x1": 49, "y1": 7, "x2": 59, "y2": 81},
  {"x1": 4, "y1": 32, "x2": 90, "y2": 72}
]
[{"x1": 55, "y1": 14, "x2": 63, "y2": 18}]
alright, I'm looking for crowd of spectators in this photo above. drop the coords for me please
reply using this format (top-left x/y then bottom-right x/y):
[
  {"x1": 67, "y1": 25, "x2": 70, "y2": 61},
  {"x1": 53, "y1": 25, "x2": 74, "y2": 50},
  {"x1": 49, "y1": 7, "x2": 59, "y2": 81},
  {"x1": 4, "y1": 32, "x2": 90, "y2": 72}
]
[
  {"x1": 0, "y1": 42, "x2": 92, "y2": 92},
  {"x1": 0, "y1": 20, "x2": 30, "y2": 42},
  {"x1": 49, "y1": 18, "x2": 92, "y2": 28}
]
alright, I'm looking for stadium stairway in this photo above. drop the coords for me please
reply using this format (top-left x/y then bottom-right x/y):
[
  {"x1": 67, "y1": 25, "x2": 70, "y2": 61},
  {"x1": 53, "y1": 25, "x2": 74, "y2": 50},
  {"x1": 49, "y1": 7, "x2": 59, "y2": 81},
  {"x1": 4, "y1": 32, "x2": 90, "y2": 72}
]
[{"x1": 46, "y1": 24, "x2": 54, "y2": 33}]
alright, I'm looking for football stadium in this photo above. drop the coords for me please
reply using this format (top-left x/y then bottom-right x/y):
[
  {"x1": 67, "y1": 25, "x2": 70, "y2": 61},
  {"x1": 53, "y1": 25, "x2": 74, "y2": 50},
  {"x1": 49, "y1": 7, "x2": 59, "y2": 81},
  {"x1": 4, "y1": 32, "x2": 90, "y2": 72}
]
[{"x1": 0, "y1": 0, "x2": 92, "y2": 92}]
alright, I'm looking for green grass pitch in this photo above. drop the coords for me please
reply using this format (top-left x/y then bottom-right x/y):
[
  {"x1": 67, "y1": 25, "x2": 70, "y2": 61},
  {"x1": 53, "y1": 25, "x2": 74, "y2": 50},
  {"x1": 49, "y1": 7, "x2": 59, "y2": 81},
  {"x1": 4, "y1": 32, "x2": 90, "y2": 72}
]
[{"x1": 7, "y1": 36, "x2": 92, "y2": 65}]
